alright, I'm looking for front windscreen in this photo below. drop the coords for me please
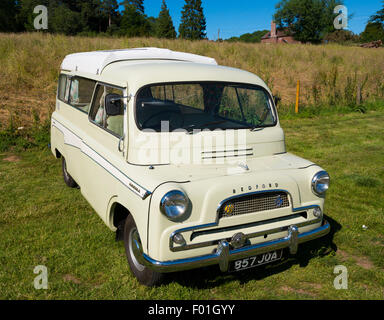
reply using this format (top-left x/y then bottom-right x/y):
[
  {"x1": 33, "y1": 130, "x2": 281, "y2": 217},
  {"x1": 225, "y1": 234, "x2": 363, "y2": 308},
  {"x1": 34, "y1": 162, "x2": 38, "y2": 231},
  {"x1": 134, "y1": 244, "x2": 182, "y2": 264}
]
[{"x1": 135, "y1": 82, "x2": 276, "y2": 132}]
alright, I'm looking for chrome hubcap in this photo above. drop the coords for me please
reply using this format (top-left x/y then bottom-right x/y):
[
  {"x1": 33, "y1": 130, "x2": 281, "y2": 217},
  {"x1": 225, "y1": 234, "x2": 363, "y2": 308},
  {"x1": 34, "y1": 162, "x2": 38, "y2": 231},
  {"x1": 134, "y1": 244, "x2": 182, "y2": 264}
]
[{"x1": 129, "y1": 228, "x2": 145, "y2": 272}]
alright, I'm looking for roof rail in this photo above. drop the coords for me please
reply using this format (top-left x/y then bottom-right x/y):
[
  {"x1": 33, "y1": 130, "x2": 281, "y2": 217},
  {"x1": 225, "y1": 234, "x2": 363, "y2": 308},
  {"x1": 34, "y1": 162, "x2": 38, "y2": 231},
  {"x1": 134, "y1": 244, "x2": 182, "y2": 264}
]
[{"x1": 61, "y1": 47, "x2": 218, "y2": 75}]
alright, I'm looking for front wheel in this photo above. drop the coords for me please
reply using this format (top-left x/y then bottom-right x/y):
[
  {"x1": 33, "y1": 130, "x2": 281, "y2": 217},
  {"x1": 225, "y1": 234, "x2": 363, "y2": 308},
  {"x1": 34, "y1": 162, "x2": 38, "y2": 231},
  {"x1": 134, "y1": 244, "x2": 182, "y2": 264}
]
[
  {"x1": 123, "y1": 215, "x2": 164, "y2": 286},
  {"x1": 62, "y1": 157, "x2": 78, "y2": 188}
]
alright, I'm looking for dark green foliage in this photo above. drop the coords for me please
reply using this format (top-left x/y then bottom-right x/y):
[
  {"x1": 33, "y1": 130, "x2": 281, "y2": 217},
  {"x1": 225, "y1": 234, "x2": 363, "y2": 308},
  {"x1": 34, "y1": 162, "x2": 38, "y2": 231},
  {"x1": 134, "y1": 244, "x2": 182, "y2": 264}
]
[
  {"x1": 0, "y1": 0, "x2": 208, "y2": 40},
  {"x1": 179, "y1": 0, "x2": 207, "y2": 40},
  {"x1": 360, "y1": 2, "x2": 384, "y2": 42},
  {"x1": 120, "y1": 2, "x2": 151, "y2": 37},
  {"x1": 122, "y1": 0, "x2": 144, "y2": 14},
  {"x1": 50, "y1": 4, "x2": 83, "y2": 35},
  {"x1": 101, "y1": 0, "x2": 120, "y2": 29},
  {"x1": 360, "y1": 22, "x2": 384, "y2": 42},
  {"x1": 17, "y1": 0, "x2": 49, "y2": 31},
  {"x1": 0, "y1": 118, "x2": 50, "y2": 152},
  {"x1": 226, "y1": 30, "x2": 269, "y2": 43},
  {"x1": 274, "y1": 0, "x2": 343, "y2": 43},
  {"x1": 369, "y1": 1, "x2": 384, "y2": 25},
  {"x1": 157, "y1": 0, "x2": 176, "y2": 39},
  {"x1": 0, "y1": 0, "x2": 20, "y2": 32},
  {"x1": 324, "y1": 30, "x2": 359, "y2": 44}
]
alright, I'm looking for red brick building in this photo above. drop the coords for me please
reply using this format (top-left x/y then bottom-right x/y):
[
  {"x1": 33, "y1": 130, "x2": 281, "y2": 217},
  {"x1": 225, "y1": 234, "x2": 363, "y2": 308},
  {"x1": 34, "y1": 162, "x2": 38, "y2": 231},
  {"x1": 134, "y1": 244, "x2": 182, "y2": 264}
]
[{"x1": 261, "y1": 21, "x2": 300, "y2": 44}]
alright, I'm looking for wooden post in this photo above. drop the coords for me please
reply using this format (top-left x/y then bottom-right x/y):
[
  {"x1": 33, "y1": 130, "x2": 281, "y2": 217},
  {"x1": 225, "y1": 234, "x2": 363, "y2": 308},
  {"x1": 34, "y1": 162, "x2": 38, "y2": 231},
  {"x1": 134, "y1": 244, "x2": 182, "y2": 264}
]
[{"x1": 295, "y1": 80, "x2": 300, "y2": 114}]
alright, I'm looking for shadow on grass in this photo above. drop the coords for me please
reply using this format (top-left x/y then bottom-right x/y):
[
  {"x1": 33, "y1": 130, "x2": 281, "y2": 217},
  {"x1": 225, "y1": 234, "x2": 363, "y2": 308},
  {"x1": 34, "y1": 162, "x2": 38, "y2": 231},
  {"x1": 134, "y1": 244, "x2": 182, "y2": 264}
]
[{"x1": 162, "y1": 215, "x2": 342, "y2": 289}]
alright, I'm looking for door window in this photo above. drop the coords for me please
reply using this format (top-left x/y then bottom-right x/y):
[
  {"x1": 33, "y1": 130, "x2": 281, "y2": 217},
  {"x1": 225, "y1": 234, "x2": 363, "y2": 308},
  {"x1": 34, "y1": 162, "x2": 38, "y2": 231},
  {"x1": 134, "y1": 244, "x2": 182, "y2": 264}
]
[{"x1": 89, "y1": 84, "x2": 125, "y2": 138}]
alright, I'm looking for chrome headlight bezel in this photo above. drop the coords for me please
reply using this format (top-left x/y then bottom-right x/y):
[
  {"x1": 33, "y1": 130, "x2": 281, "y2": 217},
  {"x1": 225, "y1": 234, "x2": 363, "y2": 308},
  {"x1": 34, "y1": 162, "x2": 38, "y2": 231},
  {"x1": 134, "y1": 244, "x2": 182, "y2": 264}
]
[
  {"x1": 160, "y1": 190, "x2": 191, "y2": 222},
  {"x1": 311, "y1": 171, "x2": 330, "y2": 196}
]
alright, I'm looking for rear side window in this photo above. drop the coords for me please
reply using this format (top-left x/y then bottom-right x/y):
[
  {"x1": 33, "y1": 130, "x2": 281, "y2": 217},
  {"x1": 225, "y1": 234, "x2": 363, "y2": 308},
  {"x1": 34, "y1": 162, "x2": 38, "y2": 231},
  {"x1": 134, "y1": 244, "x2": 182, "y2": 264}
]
[
  {"x1": 57, "y1": 74, "x2": 68, "y2": 102},
  {"x1": 68, "y1": 77, "x2": 96, "y2": 114}
]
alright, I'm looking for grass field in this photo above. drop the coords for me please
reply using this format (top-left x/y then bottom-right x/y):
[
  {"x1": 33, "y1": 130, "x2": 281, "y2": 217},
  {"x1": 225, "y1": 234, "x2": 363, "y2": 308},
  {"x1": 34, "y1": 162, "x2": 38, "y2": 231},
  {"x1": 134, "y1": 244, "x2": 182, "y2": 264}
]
[
  {"x1": 1, "y1": 110, "x2": 383, "y2": 300},
  {"x1": 1, "y1": 33, "x2": 384, "y2": 128}
]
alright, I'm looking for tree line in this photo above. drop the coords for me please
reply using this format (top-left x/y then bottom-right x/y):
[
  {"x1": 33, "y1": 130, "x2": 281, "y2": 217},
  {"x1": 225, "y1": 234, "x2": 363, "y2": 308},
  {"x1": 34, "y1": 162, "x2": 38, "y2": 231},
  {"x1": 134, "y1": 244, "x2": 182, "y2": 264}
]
[
  {"x1": 229, "y1": 0, "x2": 384, "y2": 44},
  {"x1": 273, "y1": 0, "x2": 384, "y2": 44},
  {"x1": 0, "y1": 0, "x2": 207, "y2": 39}
]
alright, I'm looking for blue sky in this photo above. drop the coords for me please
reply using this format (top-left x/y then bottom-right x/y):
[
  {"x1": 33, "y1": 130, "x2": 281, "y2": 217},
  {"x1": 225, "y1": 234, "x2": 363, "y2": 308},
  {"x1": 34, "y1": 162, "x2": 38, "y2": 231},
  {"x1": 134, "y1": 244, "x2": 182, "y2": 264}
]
[{"x1": 137, "y1": 0, "x2": 383, "y2": 40}]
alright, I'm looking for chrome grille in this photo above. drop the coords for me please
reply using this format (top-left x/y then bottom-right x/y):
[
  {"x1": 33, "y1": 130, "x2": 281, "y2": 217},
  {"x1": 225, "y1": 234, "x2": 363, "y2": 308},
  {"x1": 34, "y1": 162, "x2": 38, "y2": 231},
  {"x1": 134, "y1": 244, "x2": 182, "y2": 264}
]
[{"x1": 219, "y1": 192, "x2": 290, "y2": 218}]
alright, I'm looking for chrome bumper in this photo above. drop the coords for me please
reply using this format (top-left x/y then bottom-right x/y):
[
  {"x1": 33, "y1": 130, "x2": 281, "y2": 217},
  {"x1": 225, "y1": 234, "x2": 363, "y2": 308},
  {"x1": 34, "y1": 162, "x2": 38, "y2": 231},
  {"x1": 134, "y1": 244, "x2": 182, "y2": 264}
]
[{"x1": 133, "y1": 220, "x2": 330, "y2": 273}]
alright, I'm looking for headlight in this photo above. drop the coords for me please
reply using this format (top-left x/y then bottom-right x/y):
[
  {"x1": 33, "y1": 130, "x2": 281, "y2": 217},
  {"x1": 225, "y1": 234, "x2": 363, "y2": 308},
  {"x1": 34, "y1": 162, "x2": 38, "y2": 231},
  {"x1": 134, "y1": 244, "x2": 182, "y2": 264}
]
[
  {"x1": 311, "y1": 171, "x2": 330, "y2": 196},
  {"x1": 160, "y1": 190, "x2": 190, "y2": 222}
]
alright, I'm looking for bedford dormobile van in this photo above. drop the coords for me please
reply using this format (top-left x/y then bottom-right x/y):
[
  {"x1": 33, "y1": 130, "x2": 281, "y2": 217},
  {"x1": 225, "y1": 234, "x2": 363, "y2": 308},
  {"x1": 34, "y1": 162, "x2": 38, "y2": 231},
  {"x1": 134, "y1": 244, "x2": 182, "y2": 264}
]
[{"x1": 51, "y1": 48, "x2": 330, "y2": 286}]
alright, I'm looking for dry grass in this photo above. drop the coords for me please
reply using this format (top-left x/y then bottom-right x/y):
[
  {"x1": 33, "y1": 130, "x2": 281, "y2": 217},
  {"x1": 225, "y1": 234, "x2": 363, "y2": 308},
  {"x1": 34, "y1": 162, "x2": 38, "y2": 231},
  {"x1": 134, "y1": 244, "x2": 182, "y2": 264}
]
[{"x1": 1, "y1": 32, "x2": 384, "y2": 127}]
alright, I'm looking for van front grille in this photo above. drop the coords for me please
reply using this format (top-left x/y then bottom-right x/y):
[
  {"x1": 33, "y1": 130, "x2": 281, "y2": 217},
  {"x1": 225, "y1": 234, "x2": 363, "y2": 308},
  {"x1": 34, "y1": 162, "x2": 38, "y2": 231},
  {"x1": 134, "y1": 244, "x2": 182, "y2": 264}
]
[{"x1": 219, "y1": 191, "x2": 290, "y2": 218}]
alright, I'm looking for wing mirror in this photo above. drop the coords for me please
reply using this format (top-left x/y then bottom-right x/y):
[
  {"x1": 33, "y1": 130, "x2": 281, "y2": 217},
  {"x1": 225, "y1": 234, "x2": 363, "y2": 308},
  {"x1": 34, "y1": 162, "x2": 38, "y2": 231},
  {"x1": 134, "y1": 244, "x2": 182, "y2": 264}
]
[
  {"x1": 274, "y1": 95, "x2": 281, "y2": 106},
  {"x1": 105, "y1": 93, "x2": 123, "y2": 116}
]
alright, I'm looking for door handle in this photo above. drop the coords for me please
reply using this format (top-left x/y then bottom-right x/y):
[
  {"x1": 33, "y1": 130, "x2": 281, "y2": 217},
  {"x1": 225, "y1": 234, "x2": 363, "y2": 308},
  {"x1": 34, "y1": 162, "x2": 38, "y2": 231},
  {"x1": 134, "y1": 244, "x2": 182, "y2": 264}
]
[{"x1": 118, "y1": 135, "x2": 124, "y2": 152}]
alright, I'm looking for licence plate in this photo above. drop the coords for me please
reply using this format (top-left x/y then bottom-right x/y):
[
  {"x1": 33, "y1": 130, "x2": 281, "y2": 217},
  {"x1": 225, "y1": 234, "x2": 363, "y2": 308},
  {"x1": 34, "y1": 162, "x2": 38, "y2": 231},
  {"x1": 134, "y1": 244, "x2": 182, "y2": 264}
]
[{"x1": 229, "y1": 249, "x2": 283, "y2": 272}]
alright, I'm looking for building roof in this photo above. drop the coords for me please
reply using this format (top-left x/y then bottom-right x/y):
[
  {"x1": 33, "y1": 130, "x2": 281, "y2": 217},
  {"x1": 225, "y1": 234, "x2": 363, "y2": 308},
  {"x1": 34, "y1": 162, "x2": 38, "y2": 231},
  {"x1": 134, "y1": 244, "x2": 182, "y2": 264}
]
[{"x1": 61, "y1": 47, "x2": 218, "y2": 75}]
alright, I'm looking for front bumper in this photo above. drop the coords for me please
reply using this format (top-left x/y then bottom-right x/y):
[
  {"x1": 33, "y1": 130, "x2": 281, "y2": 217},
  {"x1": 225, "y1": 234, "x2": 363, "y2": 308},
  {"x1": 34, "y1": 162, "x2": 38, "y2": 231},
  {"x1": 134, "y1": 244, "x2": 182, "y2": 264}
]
[{"x1": 133, "y1": 220, "x2": 331, "y2": 273}]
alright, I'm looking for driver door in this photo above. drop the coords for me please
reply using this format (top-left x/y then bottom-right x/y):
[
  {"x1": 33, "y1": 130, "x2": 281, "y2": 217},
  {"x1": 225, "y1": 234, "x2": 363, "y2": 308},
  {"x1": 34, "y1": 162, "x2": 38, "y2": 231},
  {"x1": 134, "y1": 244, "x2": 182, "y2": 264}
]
[{"x1": 80, "y1": 83, "x2": 127, "y2": 218}]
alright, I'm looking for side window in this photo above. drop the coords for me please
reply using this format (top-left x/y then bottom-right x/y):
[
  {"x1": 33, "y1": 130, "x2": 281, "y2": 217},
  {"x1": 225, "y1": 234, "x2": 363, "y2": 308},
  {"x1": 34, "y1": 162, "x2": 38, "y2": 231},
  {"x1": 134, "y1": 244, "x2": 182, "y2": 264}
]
[
  {"x1": 68, "y1": 77, "x2": 96, "y2": 114},
  {"x1": 89, "y1": 84, "x2": 125, "y2": 138},
  {"x1": 57, "y1": 74, "x2": 69, "y2": 102}
]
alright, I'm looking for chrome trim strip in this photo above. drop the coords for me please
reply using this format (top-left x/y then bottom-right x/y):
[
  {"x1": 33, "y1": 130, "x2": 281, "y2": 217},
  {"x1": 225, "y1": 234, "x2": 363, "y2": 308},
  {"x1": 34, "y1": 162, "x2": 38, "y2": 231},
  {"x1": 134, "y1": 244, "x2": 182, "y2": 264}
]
[
  {"x1": 140, "y1": 220, "x2": 330, "y2": 273},
  {"x1": 190, "y1": 212, "x2": 307, "y2": 242},
  {"x1": 51, "y1": 117, "x2": 151, "y2": 199},
  {"x1": 169, "y1": 188, "x2": 321, "y2": 252},
  {"x1": 172, "y1": 216, "x2": 322, "y2": 252}
]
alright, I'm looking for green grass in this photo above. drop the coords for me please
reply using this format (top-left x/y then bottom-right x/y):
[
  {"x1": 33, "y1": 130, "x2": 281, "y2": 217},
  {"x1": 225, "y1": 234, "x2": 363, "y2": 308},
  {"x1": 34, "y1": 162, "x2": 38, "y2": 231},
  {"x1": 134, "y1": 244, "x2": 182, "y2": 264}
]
[{"x1": 0, "y1": 111, "x2": 384, "y2": 300}]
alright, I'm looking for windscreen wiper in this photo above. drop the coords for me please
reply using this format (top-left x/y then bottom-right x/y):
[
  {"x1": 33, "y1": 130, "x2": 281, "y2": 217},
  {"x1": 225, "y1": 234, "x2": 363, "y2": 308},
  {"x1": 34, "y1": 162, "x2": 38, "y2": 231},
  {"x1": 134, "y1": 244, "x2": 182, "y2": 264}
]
[
  {"x1": 249, "y1": 125, "x2": 265, "y2": 132},
  {"x1": 184, "y1": 120, "x2": 228, "y2": 134}
]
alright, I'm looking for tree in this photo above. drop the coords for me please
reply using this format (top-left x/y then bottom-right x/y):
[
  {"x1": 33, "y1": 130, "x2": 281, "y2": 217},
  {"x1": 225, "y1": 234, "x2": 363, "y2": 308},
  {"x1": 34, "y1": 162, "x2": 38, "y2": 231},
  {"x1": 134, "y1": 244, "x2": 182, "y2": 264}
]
[
  {"x1": 50, "y1": 4, "x2": 83, "y2": 35},
  {"x1": 179, "y1": 0, "x2": 207, "y2": 40},
  {"x1": 360, "y1": 2, "x2": 384, "y2": 43},
  {"x1": 122, "y1": 0, "x2": 144, "y2": 14},
  {"x1": 78, "y1": 0, "x2": 106, "y2": 33},
  {"x1": 227, "y1": 30, "x2": 269, "y2": 43},
  {"x1": 120, "y1": 1, "x2": 150, "y2": 37},
  {"x1": 101, "y1": 0, "x2": 119, "y2": 29},
  {"x1": 369, "y1": 1, "x2": 384, "y2": 25},
  {"x1": 274, "y1": 0, "x2": 343, "y2": 43},
  {"x1": 0, "y1": 0, "x2": 20, "y2": 32},
  {"x1": 157, "y1": 0, "x2": 176, "y2": 38},
  {"x1": 360, "y1": 22, "x2": 384, "y2": 42},
  {"x1": 324, "y1": 29, "x2": 359, "y2": 44}
]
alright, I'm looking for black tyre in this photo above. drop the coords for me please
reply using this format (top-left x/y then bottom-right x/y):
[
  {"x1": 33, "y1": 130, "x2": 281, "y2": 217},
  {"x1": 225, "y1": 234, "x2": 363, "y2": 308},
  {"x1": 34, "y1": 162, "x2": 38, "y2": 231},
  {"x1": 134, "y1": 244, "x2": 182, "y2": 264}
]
[
  {"x1": 123, "y1": 215, "x2": 164, "y2": 286},
  {"x1": 62, "y1": 157, "x2": 78, "y2": 188}
]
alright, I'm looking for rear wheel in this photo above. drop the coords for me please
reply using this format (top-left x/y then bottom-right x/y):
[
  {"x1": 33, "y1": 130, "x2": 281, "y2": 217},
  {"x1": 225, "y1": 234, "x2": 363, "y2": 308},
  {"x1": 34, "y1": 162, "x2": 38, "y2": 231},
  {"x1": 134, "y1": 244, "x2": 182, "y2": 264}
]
[
  {"x1": 123, "y1": 214, "x2": 164, "y2": 286},
  {"x1": 62, "y1": 157, "x2": 78, "y2": 188}
]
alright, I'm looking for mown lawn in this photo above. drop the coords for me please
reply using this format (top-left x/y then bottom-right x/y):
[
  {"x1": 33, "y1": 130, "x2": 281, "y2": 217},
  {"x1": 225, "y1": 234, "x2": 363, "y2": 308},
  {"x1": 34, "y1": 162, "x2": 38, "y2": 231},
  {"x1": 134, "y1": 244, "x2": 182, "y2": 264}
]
[{"x1": 0, "y1": 111, "x2": 383, "y2": 300}]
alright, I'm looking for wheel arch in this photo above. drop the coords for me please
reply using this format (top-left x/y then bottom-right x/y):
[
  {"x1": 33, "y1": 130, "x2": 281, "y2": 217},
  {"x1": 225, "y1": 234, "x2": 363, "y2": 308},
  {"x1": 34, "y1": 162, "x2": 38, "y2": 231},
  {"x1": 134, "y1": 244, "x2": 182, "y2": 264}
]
[{"x1": 108, "y1": 199, "x2": 131, "y2": 242}]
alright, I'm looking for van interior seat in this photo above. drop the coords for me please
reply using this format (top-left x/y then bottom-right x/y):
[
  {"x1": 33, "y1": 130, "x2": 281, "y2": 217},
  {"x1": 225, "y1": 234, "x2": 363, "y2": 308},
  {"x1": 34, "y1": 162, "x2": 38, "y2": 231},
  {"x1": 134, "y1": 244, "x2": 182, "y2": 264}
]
[{"x1": 107, "y1": 115, "x2": 124, "y2": 137}]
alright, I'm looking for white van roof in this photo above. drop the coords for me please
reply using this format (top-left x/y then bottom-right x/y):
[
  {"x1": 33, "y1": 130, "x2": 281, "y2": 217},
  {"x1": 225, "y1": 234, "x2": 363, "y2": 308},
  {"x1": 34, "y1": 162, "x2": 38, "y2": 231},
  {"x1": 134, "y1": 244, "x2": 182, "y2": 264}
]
[{"x1": 61, "y1": 47, "x2": 218, "y2": 75}]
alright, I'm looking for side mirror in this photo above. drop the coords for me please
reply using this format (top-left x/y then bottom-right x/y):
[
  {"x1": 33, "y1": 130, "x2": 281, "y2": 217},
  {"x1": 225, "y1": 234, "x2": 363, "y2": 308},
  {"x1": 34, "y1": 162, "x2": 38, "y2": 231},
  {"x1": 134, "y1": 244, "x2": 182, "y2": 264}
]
[
  {"x1": 274, "y1": 96, "x2": 281, "y2": 106},
  {"x1": 105, "y1": 93, "x2": 122, "y2": 116}
]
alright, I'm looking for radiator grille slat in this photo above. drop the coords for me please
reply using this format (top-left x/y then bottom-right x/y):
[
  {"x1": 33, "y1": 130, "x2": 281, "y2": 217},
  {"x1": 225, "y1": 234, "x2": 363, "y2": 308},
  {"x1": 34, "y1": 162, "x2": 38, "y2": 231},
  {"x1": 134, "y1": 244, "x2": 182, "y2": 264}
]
[{"x1": 219, "y1": 192, "x2": 290, "y2": 218}]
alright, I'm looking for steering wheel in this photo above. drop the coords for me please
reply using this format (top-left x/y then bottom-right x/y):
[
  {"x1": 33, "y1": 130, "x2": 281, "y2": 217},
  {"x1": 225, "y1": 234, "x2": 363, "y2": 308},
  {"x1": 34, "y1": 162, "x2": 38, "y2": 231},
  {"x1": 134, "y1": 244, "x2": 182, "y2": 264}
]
[{"x1": 142, "y1": 110, "x2": 184, "y2": 131}]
